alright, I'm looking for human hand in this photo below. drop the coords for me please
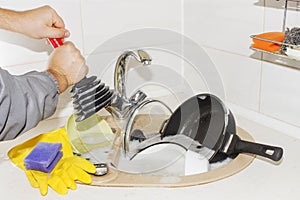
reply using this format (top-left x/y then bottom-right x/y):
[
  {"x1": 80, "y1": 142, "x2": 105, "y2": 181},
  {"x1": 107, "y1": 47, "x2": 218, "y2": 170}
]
[
  {"x1": 13, "y1": 6, "x2": 70, "y2": 39},
  {"x1": 46, "y1": 42, "x2": 88, "y2": 93}
]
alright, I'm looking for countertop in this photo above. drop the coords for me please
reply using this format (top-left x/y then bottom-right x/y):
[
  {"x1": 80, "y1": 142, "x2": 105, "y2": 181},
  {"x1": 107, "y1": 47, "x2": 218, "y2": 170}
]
[{"x1": 0, "y1": 115, "x2": 299, "y2": 200}]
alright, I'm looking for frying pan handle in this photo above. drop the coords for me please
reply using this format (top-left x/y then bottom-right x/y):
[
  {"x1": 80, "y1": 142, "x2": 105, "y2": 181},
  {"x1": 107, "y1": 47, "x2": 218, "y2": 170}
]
[
  {"x1": 47, "y1": 38, "x2": 63, "y2": 48},
  {"x1": 235, "y1": 140, "x2": 283, "y2": 161}
]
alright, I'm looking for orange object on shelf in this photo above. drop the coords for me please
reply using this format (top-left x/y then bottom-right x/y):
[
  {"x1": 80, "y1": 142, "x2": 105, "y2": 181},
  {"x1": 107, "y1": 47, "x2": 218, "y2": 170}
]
[{"x1": 252, "y1": 32, "x2": 285, "y2": 52}]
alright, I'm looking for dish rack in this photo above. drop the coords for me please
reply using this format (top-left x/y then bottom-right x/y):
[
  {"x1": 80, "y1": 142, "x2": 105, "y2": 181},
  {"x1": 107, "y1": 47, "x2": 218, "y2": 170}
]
[{"x1": 250, "y1": 0, "x2": 300, "y2": 64}]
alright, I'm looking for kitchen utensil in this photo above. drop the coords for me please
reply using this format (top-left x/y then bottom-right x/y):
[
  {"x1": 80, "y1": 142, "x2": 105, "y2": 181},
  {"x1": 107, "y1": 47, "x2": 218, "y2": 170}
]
[
  {"x1": 161, "y1": 93, "x2": 283, "y2": 162},
  {"x1": 160, "y1": 93, "x2": 227, "y2": 160},
  {"x1": 65, "y1": 113, "x2": 114, "y2": 157},
  {"x1": 210, "y1": 108, "x2": 283, "y2": 162},
  {"x1": 109, "y1": 98, "x2": 190, "y2": 175},
  {"x1": 219, "y1": 117, "x2": 283, "y2": 162},
  {"x1": 47, "y1": 38, "x2": 115, "y2": 122},
  {"x1": 71, "y1": 76, "x2": 114, "y2": 122},
  {"x1": 122, "y1": 98, "x2": 174, "y2": 157}
]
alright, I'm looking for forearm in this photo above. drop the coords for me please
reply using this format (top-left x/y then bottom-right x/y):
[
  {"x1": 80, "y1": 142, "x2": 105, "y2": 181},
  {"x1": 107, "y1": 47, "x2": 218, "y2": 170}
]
[
  {"x1": 0, "y1": 8, "x2": 21, "y2": 33},
  {"x1": 0, "y1": 68, "x2": 59, "y2": 140},
  {"x1": 0, "y1": 6, "x2": 70, "y2": 39}
]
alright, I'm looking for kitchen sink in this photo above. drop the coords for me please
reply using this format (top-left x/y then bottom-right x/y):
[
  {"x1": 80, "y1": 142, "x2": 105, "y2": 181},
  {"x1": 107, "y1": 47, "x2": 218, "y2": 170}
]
[{"x1": 81, "y1": 114, "x2": 255, "y2": 187}]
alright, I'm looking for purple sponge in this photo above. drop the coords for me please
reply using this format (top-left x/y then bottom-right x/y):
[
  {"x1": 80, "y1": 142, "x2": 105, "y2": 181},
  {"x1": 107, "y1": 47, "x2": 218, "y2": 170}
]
[{"x1": 24, "y1": 142, "x2": 63, "y2": 173}]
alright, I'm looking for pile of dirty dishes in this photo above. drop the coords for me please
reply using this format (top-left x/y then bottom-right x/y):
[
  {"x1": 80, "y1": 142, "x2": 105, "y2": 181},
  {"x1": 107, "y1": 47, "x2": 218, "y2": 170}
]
[
  {"x1": 66, "y1": 93, "x2": 283, "y2": 176},
  {"x1": 118, "y1": 93, "x2": 283, "y2": 176}
]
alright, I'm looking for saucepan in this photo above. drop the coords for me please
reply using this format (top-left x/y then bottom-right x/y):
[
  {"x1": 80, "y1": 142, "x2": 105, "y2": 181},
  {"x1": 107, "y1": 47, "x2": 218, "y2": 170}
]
[
  {"x1": 119, "y1": 93, "x2": 283, "y2": 175},
  {"x1": 161, "y1": 93, "x2": 283, "y2": 162}
]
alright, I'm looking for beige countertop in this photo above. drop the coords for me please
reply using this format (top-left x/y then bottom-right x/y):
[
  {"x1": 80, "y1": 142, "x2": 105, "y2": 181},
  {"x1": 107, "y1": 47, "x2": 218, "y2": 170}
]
[{"x1": 0, "y1": 115, "x2": 299, "y2": 200}]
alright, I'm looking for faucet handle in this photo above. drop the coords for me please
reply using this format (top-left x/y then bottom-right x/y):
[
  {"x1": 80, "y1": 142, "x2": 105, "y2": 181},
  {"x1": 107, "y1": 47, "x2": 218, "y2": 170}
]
[{"x1": 130, "y1": 90, "x2": 147, "y2": 105}]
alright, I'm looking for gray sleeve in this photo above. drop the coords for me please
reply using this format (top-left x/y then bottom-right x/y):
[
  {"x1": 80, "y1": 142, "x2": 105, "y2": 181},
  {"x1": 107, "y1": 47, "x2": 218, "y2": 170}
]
[{"x1": 0, "y1": 68, "x2": 59, "y2": 140}]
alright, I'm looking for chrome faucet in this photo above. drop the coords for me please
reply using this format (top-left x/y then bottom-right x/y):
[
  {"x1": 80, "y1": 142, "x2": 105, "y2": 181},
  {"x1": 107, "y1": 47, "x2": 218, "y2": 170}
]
[{"x1": 108, "y1": 50, "x2": 152, "y2": 120}]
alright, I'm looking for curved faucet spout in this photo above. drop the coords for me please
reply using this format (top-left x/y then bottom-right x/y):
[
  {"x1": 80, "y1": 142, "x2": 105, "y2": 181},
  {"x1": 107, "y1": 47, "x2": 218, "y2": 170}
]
[
  {"x1": 114, "y1": 50, "x2": 152, "y2": 100},
  {"x1": 110, "y1": 50, "x2": 152, "y2": 120}
]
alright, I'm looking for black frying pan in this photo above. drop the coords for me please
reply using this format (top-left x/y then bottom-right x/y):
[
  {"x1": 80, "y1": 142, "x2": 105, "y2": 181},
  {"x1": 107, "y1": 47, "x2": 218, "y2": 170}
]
[
  {"x1": 215, "y1": 111, "x2": 283, "y2": 162},
  {"x1": 161, "y1": 94, "x2": 283, "y2": 162}
]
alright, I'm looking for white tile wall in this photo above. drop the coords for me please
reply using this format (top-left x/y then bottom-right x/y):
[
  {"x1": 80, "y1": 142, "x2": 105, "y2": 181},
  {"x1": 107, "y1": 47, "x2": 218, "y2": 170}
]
[
  {"x1": 184, "y1": 0, "x2": 264, "y2": 57},
  {"x1": 260, "y1": 62, "x2": 300, "y2": 127},
  {"x1": 0, "y1": 0, "x2": 83, "y2": 67},
  {"x1": 263, "y1": 0, "x2": 300, "y2": 68},
  {"x1": 0, "y1": 0, "x2": 83, "y2": 119},
  {"x1": 203, "y1": 48, "x2": 262, "y2": 111},
  {"x1": 0, "y1": 30, "x2": 50, "y2": 67},
  {"x1": 1, "y1": 60, "x2": 47, "y2": 75},
  {"x1": 81, "y1": 0, "x2": 183, "y2": 55},
  {"x1": 259, "y1": 0, "x2": 300, "y2": 127},
  {"x1": 264, "y1": 0, "x2": 286, "y2": 31},
  {"x1": 265, "y1": 0, "x2": 300, "y2": 31},
  {"x1": 184, "y1": 0, "x2": 300, "y2": 130},
  {"x1": 1, "y1": 0, "x2": 299, "y2": 130},
  {"x1": 85, "y1": 48, "x2": 204, "y2": 111}
]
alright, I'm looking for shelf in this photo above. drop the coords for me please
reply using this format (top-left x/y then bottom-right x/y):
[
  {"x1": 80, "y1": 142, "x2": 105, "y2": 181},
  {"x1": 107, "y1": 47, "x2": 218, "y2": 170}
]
[
  {"x1": 250, "y1": 34, "x2": 300, "y2": 62},
  {"x1": 250, "y1": 46, "x2": 300, "y2": 61},
  {"x1": 250, "y1": 34, "x2": 300, "y2": 50},
  {"x1": 250, "y1": 34, "x2": 300, "y2": 70},
  {"x1": 249, "y1": 0, "x2": 300, "y2": 69}
]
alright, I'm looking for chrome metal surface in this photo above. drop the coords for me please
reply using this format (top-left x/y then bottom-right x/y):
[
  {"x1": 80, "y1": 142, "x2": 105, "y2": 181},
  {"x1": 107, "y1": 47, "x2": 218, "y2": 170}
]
[
  {"x1": 123, "y1": 99, "x2": 173, "y2": 157},
  {"x1": 94, "y1": 163, "x2": 108, "y2": 176},
  {"x1": 70, "y1": 50, "x2": 152, "y2": 122},
  {"x1": 109, "y1": 50, "x2": 152, "y2": 120},
  {"x1": 283, "y1": 0, "x2": 288, "y2": 32}
]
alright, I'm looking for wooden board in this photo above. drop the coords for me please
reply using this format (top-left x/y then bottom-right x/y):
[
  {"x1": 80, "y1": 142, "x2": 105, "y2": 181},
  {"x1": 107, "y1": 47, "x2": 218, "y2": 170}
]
[{"x1": 89, "y1": 127, "x2": 255, "y2": 187}]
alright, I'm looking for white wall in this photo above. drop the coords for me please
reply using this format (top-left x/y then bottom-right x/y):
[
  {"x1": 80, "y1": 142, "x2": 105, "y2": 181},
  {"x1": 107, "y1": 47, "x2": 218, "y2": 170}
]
[
  {"x1": 184, "y1": 0, "x2": 300, "y2": 131},
  {"x1": 0, "y1": 0, "x2": 299, "y2": 133}
]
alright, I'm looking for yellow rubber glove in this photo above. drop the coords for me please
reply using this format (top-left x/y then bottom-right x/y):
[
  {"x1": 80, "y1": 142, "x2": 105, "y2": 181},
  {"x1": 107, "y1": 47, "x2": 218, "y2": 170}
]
[
  {"x1": 8, "y1": 128, "x2": 96, "y2": 196},
  {"x1": 25, "y1": 169, "x2": 69, "y2": 195}
]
